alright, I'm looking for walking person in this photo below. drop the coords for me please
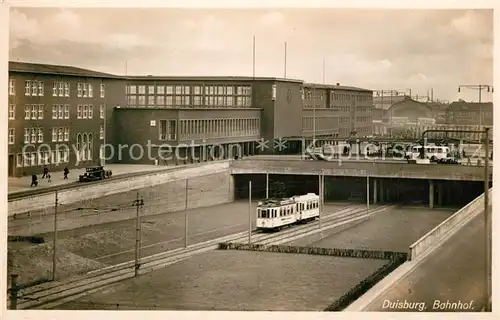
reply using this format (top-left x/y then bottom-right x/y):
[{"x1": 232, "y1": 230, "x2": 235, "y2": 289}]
[
  {"x1": 63, "y1": 167, "x2": 69, "y2": 180},
  {"x1": 42, "y1": 165, "x2": 48, "y2": 178},
  {"x1": 47, "y1": 173, "x2": 52, "y2": 183},
  {"x1": 30, "y1": 174, "x2": 38, "y2": 187}
]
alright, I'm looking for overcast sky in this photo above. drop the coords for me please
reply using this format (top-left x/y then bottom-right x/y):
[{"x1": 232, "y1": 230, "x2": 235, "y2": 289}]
[{"x1": 9, "y1": 7, "x2": 493, "y2": 103}]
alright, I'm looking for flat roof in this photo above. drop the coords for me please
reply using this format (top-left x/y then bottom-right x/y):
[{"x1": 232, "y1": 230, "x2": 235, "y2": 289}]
[
  {"x1": 9, "y1": 61, "x2": 120, "y2": 79},
  {"x1": 123, "y1": 75, "x2": 303, "y2": 83},
  {"x1": 114, "y1": 106, "x2": 263, "y2": 111},
  {"x1": 303, "y1": 82, "x2": 373, "y2": 92},
  {"x1": 8, "y1": 61, "x2": 370, "y2": 89}
]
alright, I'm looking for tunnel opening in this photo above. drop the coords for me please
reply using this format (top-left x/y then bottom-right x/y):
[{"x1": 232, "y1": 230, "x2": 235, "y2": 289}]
[{"x1": 233, "y1": 174, "x2": 488, "y2": 209}]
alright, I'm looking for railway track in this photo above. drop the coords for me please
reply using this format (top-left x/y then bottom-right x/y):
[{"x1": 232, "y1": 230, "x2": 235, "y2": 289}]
[{"x1": 13, "y1": 204, "x2": 394, "y2": 310}]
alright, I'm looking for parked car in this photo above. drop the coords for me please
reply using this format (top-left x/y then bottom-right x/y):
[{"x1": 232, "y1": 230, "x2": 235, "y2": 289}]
[
  {"x1": 79, "y1": 166, "x2": 113, "y2": 182},
  {"x1": 437, "y1": 157, "x2": 459, "y2": 165}
]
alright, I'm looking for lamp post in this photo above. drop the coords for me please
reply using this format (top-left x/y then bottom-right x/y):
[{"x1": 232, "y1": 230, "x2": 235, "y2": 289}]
[
  {"x1": 458, "y1": 85, "x2": 494, "y2": 128},
  {"x1": 421, "y1": 128, "x2": 491, "y2": 311}
]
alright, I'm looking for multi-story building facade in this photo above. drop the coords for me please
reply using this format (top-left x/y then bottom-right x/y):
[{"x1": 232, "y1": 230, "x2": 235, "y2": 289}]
[
  {"x1": 7, "y1": 62, "x2": 123, "y2": 177},
  {"x1": 113, "y1": 77, "x2": 263, "y2": 163},
  {"x1": 300, "y1": 83, "x2": 373, "y2": 143},
  {"x1": 7, "y1": 61, "x2": 375, "y2": 175}
]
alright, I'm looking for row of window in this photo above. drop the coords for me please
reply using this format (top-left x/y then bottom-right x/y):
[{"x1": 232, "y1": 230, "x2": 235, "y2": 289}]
[
  {"x1": 10, "y1": 104, "x2": 106, "y2": 120},
  {"x1": 127, "y1": 95, "x2": 252, "y2": 108},
  {"x1": 179, "y1": 118, "x2": 260, "y2": 140},
  {"x1": 15, "y1": 132, "x2": 94, "y2": 167},
  {"x1": 127, "y1": 84, "x2": 252, "y2": 97},
  {"x1": 8, "y1": 126, "x2": 105, "y2": 145},
  {"x1": 16, "y1": 150, "x2": 70, "y2": 167},
  {"x1": 302, "y1": 116, "x2": 338, "y2": 132},
  {"x1": 9, "y1": 79, "x2": 105, "y2": 98},
  {"x1": 356, "y1": 106, "x2": 372, "y2": 112},
  {"x1": 356, "y1": 116, "x2": 372, "y2": 123}
]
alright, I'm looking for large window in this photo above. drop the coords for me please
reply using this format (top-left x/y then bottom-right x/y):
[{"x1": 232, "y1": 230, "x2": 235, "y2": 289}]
[
  {"x1": 159, "y1": 119, "x2": 177, "y2": 140},
  {"x1": 78, "y1": 83, "x2": 93, "y2": 97},
  {"x1": 9, "y1": 79, "x2": 15, "y2": 95}
]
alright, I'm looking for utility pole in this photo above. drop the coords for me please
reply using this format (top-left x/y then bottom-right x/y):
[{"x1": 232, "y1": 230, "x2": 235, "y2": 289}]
[
  {"x1": 484, "y1": 127, "x2": 491, "y2": 311},
  {"x1": 318, "y1": 171, "x2": 322, "y2": 231},
  {"x1": 265, "y1": 173, "x2": 269, "y2": 199},
  {"x1": 366, "y1": 174, "x2": 370, "y2": 210},
  {"x1": 284, "y1": 41, "x2": 287, "y2": 78},
  {"x1": 458, "y1": 85, "x2": 494, "y2": 128},
  {"x1": 52, "y1": 190, "x2": 58, "y2": 281},
  {"x1": 248, "y1": 181, "x2": 252, "y2": 245},
  {"x1": 133, "y1": 192, "x2": 144, "y2": 277},
  {"x1": 322, "y1": 59, "x2": 326, "y2": 84},
  {"x1": 375, "y1": 90, "x2": 399, "y2": 137},
  {"x1": 312, "y1": 84, "x2": 316, "y2": 147},
  {"x1": 184, "y1": 179, "x2": 189, "y2": 248},
  {"x1": 252, "y1": 36, "x2": 256, "y2": 79}
]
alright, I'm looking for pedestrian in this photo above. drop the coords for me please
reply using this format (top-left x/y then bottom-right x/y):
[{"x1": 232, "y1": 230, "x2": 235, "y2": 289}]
[
  {"x1": 47, "y1": 173, "x2": 52, "y2": 183},
  {"x1": 30, "y1": 174, "x2": 38, "y2": 187},
  {"x1": 63, "y1": 167, "x2": 69, "y2": 179},
  {"x1": 42, "y1": 165, "x2": 48, "y2": 178}
]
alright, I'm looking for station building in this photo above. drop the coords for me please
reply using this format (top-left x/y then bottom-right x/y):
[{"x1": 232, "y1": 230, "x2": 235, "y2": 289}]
[
  {"x1": 7, "y1": 62, "x2": 125, "y2": 177},
  {"x1": 8, "y1": 61, "x2": 374, "y2": 176}
]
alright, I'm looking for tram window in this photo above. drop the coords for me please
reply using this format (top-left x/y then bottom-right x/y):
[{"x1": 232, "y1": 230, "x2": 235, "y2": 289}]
[
  {"x1": 257, "y1": 209, "x2": 261, "y2": 218},
  {"x1": 437, "y1": 148, "x2": 442, "y2": 153}
]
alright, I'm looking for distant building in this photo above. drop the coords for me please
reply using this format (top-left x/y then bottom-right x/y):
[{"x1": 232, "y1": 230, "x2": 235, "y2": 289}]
[
  {"x1": 445, "y1": 100, "x2": 493, "y2": 127},
  {"x1": 372, "y1": 94, "x2": 435, "y2": 136}
]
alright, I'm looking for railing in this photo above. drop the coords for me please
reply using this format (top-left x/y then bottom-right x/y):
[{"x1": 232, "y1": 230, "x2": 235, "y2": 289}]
[{"x1": 409, "y1": 188, "x2": 492, "y2": 260}]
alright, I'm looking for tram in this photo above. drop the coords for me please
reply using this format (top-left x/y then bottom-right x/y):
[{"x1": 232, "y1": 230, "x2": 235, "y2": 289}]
[{"x1": 256, "y1": 193, "x2": 320, "y2": 230}]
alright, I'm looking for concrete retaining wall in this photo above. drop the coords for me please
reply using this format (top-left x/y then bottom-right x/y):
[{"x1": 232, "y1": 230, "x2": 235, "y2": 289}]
[
  {"x1": 409, "y1": 188, "x2": 492, "y2": 260},
  {"x1": 230, "y1": 159, "x2": 489, "y2": 181},
  {"x1": 8, "y1": 161, "x2": 231, "y2": 216}
]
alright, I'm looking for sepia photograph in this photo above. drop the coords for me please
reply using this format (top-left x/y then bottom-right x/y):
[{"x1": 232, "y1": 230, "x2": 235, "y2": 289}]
[{"x1": 3, "y1": 1, "x2": 495, "y2": 315}]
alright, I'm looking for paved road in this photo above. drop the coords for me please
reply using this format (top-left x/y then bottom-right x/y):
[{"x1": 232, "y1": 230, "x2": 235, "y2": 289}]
[
  {"x1": 363, "y1": 210, "x2": 489, "y2": 312},
  {"x1": 288, "y1": 207, "x2": 454, "y2": 252},
  {"x1": 8, "y1": 163, "x2": 167, "y2": 194}
]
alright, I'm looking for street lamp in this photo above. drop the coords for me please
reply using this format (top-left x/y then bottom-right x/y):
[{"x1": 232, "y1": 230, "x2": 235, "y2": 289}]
[
  {"x1": 421, "y1": 128, "x2": 491, "y2": 311},
  {"x1": 184, "y1": 179, "x2": 204, "y2": 248}
]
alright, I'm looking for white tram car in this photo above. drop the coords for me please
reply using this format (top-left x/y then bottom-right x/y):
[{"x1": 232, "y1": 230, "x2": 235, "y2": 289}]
[{"x1": 256, "y1": 193, "x2": 320, "y2": 230}]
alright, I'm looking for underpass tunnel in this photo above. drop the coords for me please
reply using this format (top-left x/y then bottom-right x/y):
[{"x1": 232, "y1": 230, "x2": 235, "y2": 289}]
[{"x1": 233, "y1": 174, "x2": 487, "y2": 209}]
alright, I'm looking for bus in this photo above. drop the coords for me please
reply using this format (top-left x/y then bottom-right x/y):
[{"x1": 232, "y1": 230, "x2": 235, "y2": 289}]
[{"x1": 408, "y1": 145, "x2": 450, "y2": 162}]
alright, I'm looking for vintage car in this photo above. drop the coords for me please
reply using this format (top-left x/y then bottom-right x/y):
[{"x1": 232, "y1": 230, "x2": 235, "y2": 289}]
[{"x1": 79, "y1": 166, "x2": 113, "y2": 182}]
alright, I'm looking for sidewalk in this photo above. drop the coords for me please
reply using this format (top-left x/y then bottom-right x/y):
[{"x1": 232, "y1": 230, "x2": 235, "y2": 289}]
[{"x1": 8, "y1": 164, "x2": 167, "y2": 194}]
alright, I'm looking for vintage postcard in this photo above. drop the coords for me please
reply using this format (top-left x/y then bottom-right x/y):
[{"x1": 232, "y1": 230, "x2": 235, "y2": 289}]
[{"x1": 2, "y1": 0, "x2": 497, "y2": 319}]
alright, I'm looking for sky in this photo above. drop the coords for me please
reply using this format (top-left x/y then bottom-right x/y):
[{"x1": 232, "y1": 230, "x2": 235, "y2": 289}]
[{"x1": 9, "y1": 7, "x2": 494, "y2": 103}]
